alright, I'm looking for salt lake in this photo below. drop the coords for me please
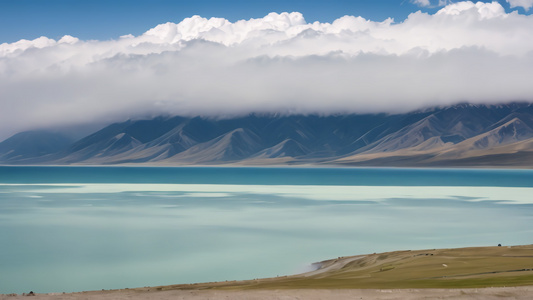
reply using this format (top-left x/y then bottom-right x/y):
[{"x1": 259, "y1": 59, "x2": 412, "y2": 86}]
[{"x1": 1, "y1": 166, "x2": 532, "y2": 294}]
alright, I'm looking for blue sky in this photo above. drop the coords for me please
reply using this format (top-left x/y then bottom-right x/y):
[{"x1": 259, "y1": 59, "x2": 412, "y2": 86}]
[{"x1": 1, "y1": 0, "x2": 531, "y2": 43}]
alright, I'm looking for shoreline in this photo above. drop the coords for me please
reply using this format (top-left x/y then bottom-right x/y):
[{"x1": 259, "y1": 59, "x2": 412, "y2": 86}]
[
  {"x1": 3, "y1": 245, "x2": 533, "y2": 299},
  {"x1": 2, "y1": 163, "x2": 533, "y2": 169}
]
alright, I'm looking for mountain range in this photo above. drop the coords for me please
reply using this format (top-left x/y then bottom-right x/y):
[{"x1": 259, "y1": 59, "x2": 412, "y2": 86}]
[{"x1": 2, "y1": 103, "x2": 533, "y2": 167}]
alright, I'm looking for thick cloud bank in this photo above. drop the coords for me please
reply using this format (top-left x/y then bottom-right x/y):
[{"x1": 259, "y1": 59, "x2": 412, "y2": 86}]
[{"x1": 1, "y1": 1, "x2": 533, "y2": 138}]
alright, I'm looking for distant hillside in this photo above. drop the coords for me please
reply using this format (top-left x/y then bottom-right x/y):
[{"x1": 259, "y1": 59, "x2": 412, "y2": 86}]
[
  {"x1": 2, "y1": 103, "x2": 533, "y2": 167},
  {"x1": 0, "y1": 130, "x2": 73, "y2": 162}
]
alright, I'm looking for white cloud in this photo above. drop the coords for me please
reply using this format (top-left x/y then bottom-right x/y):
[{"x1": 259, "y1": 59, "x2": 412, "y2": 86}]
[
  {"x1": 411, "y1": 0, "x2": 453, "y2": 7},
  {"x1": 507, "y1": 0, "x2": 533, "y2": 10},
  {"x1": 438, "y1": 0, "x2": 454, "y2": 6},
  {"x1": 1, "y1": 2, "x2": 533, "y2": 139},
  {"x1": 412, "y1": 0, "x2": 432, "y2": 7}
]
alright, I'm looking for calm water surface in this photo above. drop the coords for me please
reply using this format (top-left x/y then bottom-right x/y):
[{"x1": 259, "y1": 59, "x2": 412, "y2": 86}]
[{"x1": 1, "y1": 166, "x2": 532, "y2": 294}]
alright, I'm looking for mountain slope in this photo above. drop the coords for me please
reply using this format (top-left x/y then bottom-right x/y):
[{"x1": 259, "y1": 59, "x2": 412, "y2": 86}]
[
  {"x1": 164, "y1": 128, "x2": 264, "y2": 163},
  {"x1": 2, "y1": 103, "x2": 533, "y2": 167},
  {"x1": 252, "y1": 139, "x2": 310, "y2": 159},
  {"x1": 0, "y1": 130, "x2": 73, "y2": 162}
]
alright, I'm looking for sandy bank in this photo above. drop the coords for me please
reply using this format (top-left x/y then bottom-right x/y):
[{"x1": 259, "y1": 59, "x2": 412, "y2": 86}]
[{"x1": 2, "y1": 286, "x2": 533, "y2": 300}]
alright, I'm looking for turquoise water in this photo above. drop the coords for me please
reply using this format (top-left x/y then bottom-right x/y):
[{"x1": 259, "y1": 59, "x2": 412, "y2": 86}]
[
  {"x1": 3, "y1": 166, "x2": 533, "y2": 186},
  {"x1": 1, "y1": 166, "x2": 532, "y2": 294}
]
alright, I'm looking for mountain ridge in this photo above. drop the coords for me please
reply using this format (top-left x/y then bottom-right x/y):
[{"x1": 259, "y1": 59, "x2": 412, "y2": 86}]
[{"x1": 2, "y1": 103, "x2": 533, "y2": 167}]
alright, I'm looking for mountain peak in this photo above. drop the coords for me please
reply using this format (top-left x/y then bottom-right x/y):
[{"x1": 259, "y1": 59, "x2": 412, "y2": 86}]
[{"x1": 2, "y1": 103, "x2": 533, "y2": 167}]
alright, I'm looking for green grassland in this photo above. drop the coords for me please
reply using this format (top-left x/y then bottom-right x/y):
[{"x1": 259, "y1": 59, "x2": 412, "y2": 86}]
[{"x1": 154, "y1": 245, "x2": 533, "y2": 290}]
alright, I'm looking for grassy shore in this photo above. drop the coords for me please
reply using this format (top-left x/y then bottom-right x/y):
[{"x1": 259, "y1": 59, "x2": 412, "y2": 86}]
[{"x1": 146, "y1": 244, "x2": 533, "y2": 291}]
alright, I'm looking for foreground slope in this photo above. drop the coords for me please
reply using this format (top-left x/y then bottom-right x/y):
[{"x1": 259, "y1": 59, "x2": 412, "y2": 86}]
[{"x1": 159, "y1": 244, "x2": 533, "y2": 290}]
